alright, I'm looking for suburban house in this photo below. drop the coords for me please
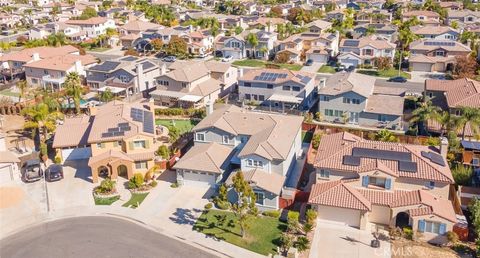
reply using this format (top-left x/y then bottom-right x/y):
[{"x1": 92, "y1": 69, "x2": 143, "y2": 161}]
[
  {"x1": 238, "y1": 68, "x2": 317, "y2": 111},
  {"x1": 447, "y1": 10, "x2": 480, "y2": 27},
  {"x1": 355, "y1": 9, "x2": 392, "y2": 25},
  {"x1": 439, "y1": 1, "x2": 463, "y2": 11},
  {"x1": 173, "y1": 104, "x2": 303, "y2": 211},
  {"x1": 65, "y1": 17, "x2": 116, "y2": 39},
  {"x1": 318, "y1": 72, "x2": 405, "y2": 130},
  {"x1": 461, "y1": 140, "x2": 480, "y2": 169},
  {"x1": 119, "y1": 20, "x2": 162, "y2": 35},
  {"x1": 86, "y1": 56, "x2": 161, "y2": 97},
  {"x1": 180, "y1": 30, "x2": 215, "y2": 57},
  {"x1": 425, "y1": 78, "x2": 480, "y2": 138},
  {"x1": 402, "y1": 10, "x2": 440, "y2": 25},
  {"x1": 338, "y1": 36, "x2": 396, "y2": 67},
  {"x1": 308, "y1": 132, "x2": 456, "y2": 244},
  {"x1": 52, "y1": 22, "x2": 88, "y2": 42},
  {"x1": 52, "y1": 100, "x2": 159, "y2": 183},
  {"x1": 409, "y1": 39, "x2": 471, "y2": 72},
  {"x1": 216, "y1": 35, "x2": 247, "y2": 60},
  {"x1": 151, "y1": 61, "x2": 237, "y2": 108},
  {"x1": 411, "y1": 26, "x2": 459, "y2": 41},
  {"x1": 353, "y1": 24, "x2": 398, "y2": 42},
  {"x1": 0, "y1": 45, "x2": 80, "y2": 82},
  {"x1": 241, "y1": 29, "x2": 278, "y2": 59},
  {"x1": 278, "y1": 31, "x2": 340, "y2": 63},
  {"x1": 24, "y1": 53, "x2": 98, "y2": 91},
  {"x1": 305, "y1": 19, "x2": 333, "y2": 34}
]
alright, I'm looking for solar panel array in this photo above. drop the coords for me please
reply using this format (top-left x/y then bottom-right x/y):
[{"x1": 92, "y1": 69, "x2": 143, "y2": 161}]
[
  {"x1": 295, "y1": 74, "x2": 312, "y2": 84},
  {"x1": 424, "y1": 41, "x2": 455, "y2": 47},
  {"x1": 92, "y1": 61, "x2": 121, "y2": 72},
  {"x1": 143, "y1": 111, "x2": 154, "y2": 134},
  {"x1": 253, "y1": 72, "x2": 288, "y2": 82},
  {"x1": 121, "y1": 56, "x2": 138, "y2": 62},
  {"x1": 101, "y1": 122, "x2": 132, "y2": 138},
  {"x1": 398, "y1": 161, "x2": 418, "y2": 172},
  {"x1": 343, "y1": 155, "x2": 361, "y2": 166},
  {"x1": 346, "y1": 147, "x2": 418, "y2": 172},
  {"x1": 131, "y1": 108, "x2": 144, "y2": 122},
  {"x1": 343, "y1": 40, "x2": 360, "y2": 47},
  {"x1": 420, "y1": 151, "x2": 446, "y2": 167}
]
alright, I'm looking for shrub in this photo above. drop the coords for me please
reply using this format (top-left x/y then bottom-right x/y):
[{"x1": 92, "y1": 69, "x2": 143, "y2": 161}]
[
  {"x1": 215, "y1": 200, "x2": 230, "y2": 210},
  {"x1": 452, "y1": 164, "x2": 473, "y2": 186},
  {"x1": 288, "y1": 210, "x2": 300, "y2": 223},
  {"x1": 303, "y1": 223, "x2": 314, "y2": 234},
  {"x1": 128, "y1": 181, "x2": 137, "y2": 189},
  {"x1": 149, "y1": 180, "x2": 158, "y2": 188},
  {"x1": 425, "y1": 137, "x2": 441, "y2": 146},
  {"x1": 295, "y1": 236, "x2": 310, "y2": 252},
  {"x1": 54, "y1": 156, "x2": 62, "y2": 164},
  {"x1": 262, "y1": 210, "x2": 281, "y2": 218},
  {"x1": 402, "y1": 227, "x2": 413, "y2": 240},
  {"x1": 204, "y1": 203, "x2": 213, "y2": 209},
  {"x1": 311, "y1": 133, "x2": 322, "y2": 149},
  {"x1": 446, "y1": 231, "x2": 458, "y2": 244},
  {"x1": 96, "y1": 178, "x2": 116, "y2": 194},
  {"x1": 170, "y1": 182, "x2": 179, "y2": 188},
  {"x1": 156, "y1": 145, "x2": 170, "y2": 160},
  {"x1": 305, "y1": 209, "x2": 317, "y2": 225},
  {"x1": 129, "y1": 173, "x2": 144, "y2": 189}
]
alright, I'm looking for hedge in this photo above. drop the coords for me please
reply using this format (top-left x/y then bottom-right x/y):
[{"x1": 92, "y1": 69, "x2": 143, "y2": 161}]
[{"x1": 155, "y1": 108, "x2": 206, "y2": 118}]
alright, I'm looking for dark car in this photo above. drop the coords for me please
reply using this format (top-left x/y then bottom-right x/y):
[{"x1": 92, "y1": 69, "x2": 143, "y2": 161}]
[
  {"x1": 304, "y1": 59, "x2": 313, "y2": 66},
  {"x1": 46, "y1": 164, "x2": 64, "y2": 182},
  {"x1": 163, "y1": 56, "x2": 176, "y2": 62},
  {"x1": 22, "y1": 159, "x2": 43, "y2": 183},
  {"x1": 387, "y1": 76, "x2": 407, "y2": 83},
  {"x1": 346, "y1": 65, "x2": 355, "y2": 72}
]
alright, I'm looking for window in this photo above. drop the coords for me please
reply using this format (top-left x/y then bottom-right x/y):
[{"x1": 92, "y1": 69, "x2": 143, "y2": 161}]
[
  {"x1": 473, "y1": 158, "x2": 479, "y2": 166},
  {"x1": 243, "y1": 82, "x2": 251, "y2": 87},
  {"x1": 292, "y1": 86, "x2": 301, "y2": 91},
  {"x1": 32, "y1": 78, "x2": 38, "y2": 84},
  {"x1": 196, "y1": 133, "x2": 205, "y2": 142},
  {"x1": 113, "y1": 141, "x2": 122, "y2": 147},
  {"x1": 352, "y1": 99, "x2": 361, "y2": 104},
  {"x1": 96, "y1": 143, "x2": 103, "y2": 148},
  {"x1": 321, "y1": 96, "x2": 330, "y2": 102},
  {"x1": 334, "y1": 110, "x2": 343, "y2": 117},
  {"x1": 435, "y1": 51, "x2": 445, "y2": 57},
  {"x1": 267, "y1": 84, "x2": 273, "y2": 89},
  {"x1": 378, "y1": 114, "x2": 387, "y2": 122},
  {"x1": 119, "y1": 75, "x2": 128, "y2": 83},
  {"x1": 319, "y1": 169, "x2": 330, "y2": 178},
  {"x1": 282, "y1": 86, "x2": 291, "y2": 91},
  {"x1": 245, "y1": 94, "x2": 251, "y2": 100},
  {"x1": 182, "y1": 83, "x2": 187, "y2": 88},
  {"x1": 247, "y1": 159, "x2": 253, "y2": 166},
  {"x1": 426, "y1": 181, "x2": 435, "y2": 189},
  {"x1": 135, "y1": 161, "x2": 148, "y2": 169},
  {"x1": 133, "y1": 140, "x2": 146, "y2": 148},
  {"x1": 158, "y1": 80, "x2": 169, "y2": 86},
  {"x1": 247, "y1": 159, "x2": 263, "y2": 167},
  {"x1": 423, "y1": 221, "x2": 442, "y2": 234},
  {"x1": 428, "y1": 92, "x2": 433, "y2": 98},
  {"x1": 258, "y1": 95, "x2": 265, "y2": 101},
  {"x1": 455, "y1": 110, "x2": 461, "y2": 116},
  {"x1": 222, "y1": 135, "x2": 229, "y2": 144},
  {"x1": 369, "y1": 177, "x2": 386, "y2": 188},
  {"x1": 255, "y1": 192, "x2": 265, "y2": 205},
  {"x1": 343, "y1": 97, "x2": 351, "y2": 104},
  {"x1": 44, "y1": 70, "x2": 48, "y2": 75},
  {"x1": 324, "y1": 109, "x2": 334, "y2": 116}
]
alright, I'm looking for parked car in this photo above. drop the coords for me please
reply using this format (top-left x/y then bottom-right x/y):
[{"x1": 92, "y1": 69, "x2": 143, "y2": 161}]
[
  {"x1": 163, "y1": 56, "x2": 176, "y2": 62},
  {"x1": 335, "y1": 65, "x2": 347, "y2": 72},
  {"x1": 304, "y1": 59, "x2": 313, "y2": 66},
  {"x1": 222, "y1": 55, "x2": 233, "y2": 62},
  {"x1": 346, "y1": 66, "x2": 355, "y2": 72},
  {"x1": 387, "y1": 76, "x2": 407, "y2": 83},
  {"x1": 22, "y1": 159, "x2": 43, "y2": 183},
  {"x1": 46, "y1": 164, "x2": 64, "y2": 182},
  {"x1": 198, "y1": 53, "x2": 208, "y2": 58},
  {"x1": 215, "y1": 50, "x2": 223, "y2": 57}
]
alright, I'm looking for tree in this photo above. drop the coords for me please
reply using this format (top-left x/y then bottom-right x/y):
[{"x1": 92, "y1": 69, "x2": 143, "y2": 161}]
[
  {"x1": 451, "y1": 20, "x2": 458, "y2": 29},
  {"x1": 246, "y1": 33, "x2": 258, "y2": 59},
  {"x1": 17, "y1": 80, "x2": 28, "y2": 103},
  {"x1": 98, "y1": 87, "x2": 114, "y2": 102},
  {"x1": 64, "y1": 72, "x2": 83, "y2": 114},
  {"x1": 165, "y1": 36, "x2": 188, "y2": 58},
  {"x1": 156, "y1": 145, "x2": 170, "y2": 160},
  {"x1": 124, "y1": 48, "x2": 139, "y2": 56},
  {"x1": 305, "y1": 209, "x2": 317, "y2": 225},
  {"x1": 128, "y1": 173, "x2": 144, "y2": 189},
  {"x1": 458, "y1": 107, "x2": 480, "y2": 140},
  {"x1": 234, "y1": 26, "x2": 243, "y2": 35},
  {"x1": 79, "y1": 7, "x2": 98, "y2": 20},
  {"x1": 230, "y1": 171, "x2": 257, "y2": 238},
  {"x1": 452, "y1": 164, "x2": 473, "y2": 186},
  {"x1": 410, "y1": 99, "x2": 441, "y2": 135},
  {"x1": 275, "y1": 51, "x2": 290, "y2": 63},
  {"x1": 151, "y1": 38, "x2": 164, "y2": 51},
  {"x1": 50, "y1": 4, "x2": 60, "y2": 21},
  {"x1": 453, "y1": 56, "x2": 478, "y2": 79},
  {"x1": 365, "y1": 26, "x2": 376, "y2": 36},
  {"x1": 341, "y1": 8, "x2": 355, "y2": 29},
  {"x1": 374, "y1": 56, "x2": 392, "y2": 70},
  {"x1": 375, "y1": 129, "x2": 398, "y2": 142},
  {"x1": 270, "y1": 6, "x2": 282, "y2": 17}
]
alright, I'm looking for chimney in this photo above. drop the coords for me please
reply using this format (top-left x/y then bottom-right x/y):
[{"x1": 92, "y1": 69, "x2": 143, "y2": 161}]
[
  {"x1": 440, "y1": 137, "x2": 448, "y2": 158},
  {"x1": 32, "y1": 53, "x2": 40, "y2": 61},
  {"x1": 89, "y1": 105, "x2": 97, "y2": 116},
  {"x1": 74, "y1": 60, "x2": 82, "y2": 73},
  {"x1": 206, "y1": 101, "x2": 213, "y2": 116},
  {"x1": 136, "y1": 63, "x2": 144, "y2": 92},
  {"x1": 238, "y1": 68, "x2": 244, "y2": 78},
  {"x1": 160, "y1": 63, "x2": 167, "y2": 75},
  {"x1": 148, "y1": 98, "x2": 155, "y2": 112}
]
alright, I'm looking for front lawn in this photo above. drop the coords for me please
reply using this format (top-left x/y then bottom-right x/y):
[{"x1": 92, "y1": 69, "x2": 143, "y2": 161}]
[
  {"x1": 357, "y1": 68, "x2": 411, "y2": 79},
  {"x1": 122, "y1": 193, "x2": 149, "y2": 208},
  {"x1": 94, "y1": 195, "x2": 120, "y2": 205},
  {"x1": 317, "y1": 65, "x2": 336, "y2": 74},
  {"x1": 155, "y1": 119, "x2": 197, "y2": 135},
  {"x1": 194, "y1": 210, "x2": 286, "y2": 255},
  {"x1": 0, "y1": 89, "x2": 20, "y2": 97},
  {"x1": 232, "y1": 59, "x2": 302, "y2": 71}
]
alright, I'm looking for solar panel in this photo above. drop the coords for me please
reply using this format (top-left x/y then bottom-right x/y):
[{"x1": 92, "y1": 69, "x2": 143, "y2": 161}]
[
  {"x1": 101, "y1": 132, "x2": 113, "y2": 138},
  {"x1": 352, "y1": 147, "x2": 412, "y2": 162},
  {"x1": 141, "y1": 61, "x2": 155, "y2": 70},
  {"x1": 92, "y1": 61, "x2": 121, "y2": 72},
  {"x1": 143, "y1": 111, "x2": 154, "y2": 134},
  {"x1": 113, "y1": 131, "x2": 125, "y2": 136},
  {"x1": 121, "y1": 56, "x2": 138, "y2": 62},
  {"x1": 108, "y1": 127, "x2": 120, "y2": 132},
  {"x1": 398, "y1": 161, "x2": 417, "y2": 172},
  {"x1": 301, "y1": 76, "x2": 311, "y2": 84},
  {"x1": 343, "y1": 40, "x2": 359, "y2": 47},
  {"x1": 420, "y1": 151, "x2": 446, "y2": 167},
  {"x1": 461, "y1": 140, "x2": 480, "y2": 150},
  {"x1": 130, "y1": 108, "x2": 144, "y2": 122},
  {"x1": 343, "y1": 155, "x2": 361, "y2": 166},
  {"x1": 118, "y1": 122, "x2": 129, "y2": 127}
]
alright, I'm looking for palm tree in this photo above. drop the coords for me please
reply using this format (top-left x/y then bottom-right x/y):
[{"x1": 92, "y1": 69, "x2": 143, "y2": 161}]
[
  {"x1": 410, "y1": 99, "x2": 441, "y2": 135},
  {"x1": 64, "y1": 72, "x2": 83, "y2": 114},
  {"x1": 99, "y1": 87, "x2": 114, "y2": 103},
  {"x1": 246, "y1": 33, "x2": 258, "y2": 59},
  {"x1": 458, "y1": 107, "x2": 480, "y2": 140},
  {"x1": 375, "y1": 129, "x2": 398, "y2": 142},
  {"x1": 17, "y1": 80, "x2": 28, "y2": 103},
  {"x1": 259, "y1": 46, "x2": 269, "y2": 60}
]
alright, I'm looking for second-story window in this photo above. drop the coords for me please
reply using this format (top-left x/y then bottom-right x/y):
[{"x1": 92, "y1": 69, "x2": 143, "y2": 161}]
[
  {"x1": 133, "y1": 140, "x2": 146, "y2": 148},
  {"x1": 282, "y1": 86, "x2": 291, "y2": 91},
  {"x1": 292, "y1": 86, "x2": 301, "y2": 91},
  {"x1": 426, "y1": 181, "x2": 435, "y2": 189},
  {"x1": 222, "y1": 135, "x2": 229, "y2": 144},
  {"x1": 243, "y1": 82, "x2": 251, "y2": 87},
  {"x1": 196, "y1": 133, "x2": 205, "y2": 142},
  {"x1": 267, "y1": 84, "x2": 273, "y2": 89},
  {"x1": 319, "y1": 169, "x2": 330, "y2": 178}
]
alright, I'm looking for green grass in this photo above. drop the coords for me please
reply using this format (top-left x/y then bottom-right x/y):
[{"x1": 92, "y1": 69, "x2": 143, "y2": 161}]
[
  {"x1": 122, "y1": 193, "x2": 149, "y2": 208},
  {"x1": 155, "y1": 119, "x2": 197, "y2": 135},
  {"x1": 302, "y1": 131, "x2": 313, "y2": 143},
  {"x1": 357, "y1": 68, "x2": 411, "y2": 79},
  {"x1": 194, "y1": 210, "x2": 286, "y2": 255},
  {"x1": 232, "y1": 59, "x2": 302, "y2": 71},
  {"x1": 0, "y1": 89, "x2": 20, "y2": 97},
  {"x1": 94, "y1": 195, "x2": 120, "y2": 205},
  {"x1": 87, "y1": 47, "x2": 110, "y2": 52},
  {"x1": 317, "y1": 65, "x2": 336, "y2": 74}
]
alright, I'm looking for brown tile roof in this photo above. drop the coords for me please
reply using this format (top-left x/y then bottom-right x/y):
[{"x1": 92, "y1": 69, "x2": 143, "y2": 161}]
[
  {"x1": 128, "y1": 152, "x2": 155, "y2": 161},
  {"x1": 320, "y1": 72, "x2": 376, "y2": 97},
  {"x1": 23, "y1": 54, "x2": 97, "y2": 72},
  {"x1": 339, "y1": 36, "x2": 396, "y2": 50},
  {"x1": 0, "y1": 45, "x2": 79, "y2": 63},
  {"x1": 173, "y1": 142, "x2": 233, "y2": 174},
  {"x1": 314, "y1": 132, "x2": 454, "y2": 183},
  {"x1": 52, "y1": 115, "x2": 92, "y2": 148},
  {"x1": 309, "y1": 180, "x2": 372, "y2": 211},
  {"x1": 409, "y1": 54, "x2": 455, "y2": 64},
  {"x1": 411, "y1": 25, "x2": 458, "y2": 36},
  {"x1": 425, "y1": 78, "x2": 480, "y2": 108},
  {"x1": 403, "y1": 10, "x2": 440, "y2": 18},
  {"x1": 409, "y1": 39, "x2": 471, "y2": 53},
  {"x1": 226, "y1": 168, "x2": 286, "y2": 195},
  {"x1": 365, "y1": 94, "x2": 405, "y2": 116},
  {"x1": 88, "y1": 150, "x2": 133, "y2": 166},
  {"x1": 66, "y1": 17, "x2": 109, "y2": 25},
  {"x1": 121, "y1": 20, "x2": 161, "y2": 32},
  {"x1": 239, "y1": 68, "x2": 315, "y2": 86}
]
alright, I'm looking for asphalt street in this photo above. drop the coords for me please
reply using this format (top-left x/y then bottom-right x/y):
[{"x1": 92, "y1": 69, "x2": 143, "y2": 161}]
[{"x1": 0, "y1": 216, "x2": 217, "y2": 258}]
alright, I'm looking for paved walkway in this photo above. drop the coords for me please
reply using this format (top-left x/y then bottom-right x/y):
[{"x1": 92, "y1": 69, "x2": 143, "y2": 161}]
[{"x1": 301, "y1": 62, "x2": 324, "y2": 73}]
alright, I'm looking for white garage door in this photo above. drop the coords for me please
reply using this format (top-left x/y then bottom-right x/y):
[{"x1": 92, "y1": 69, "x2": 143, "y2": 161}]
[
  {"x1": 183, "y1": 171, "x2": 216, "y2": 187},
  {"x1": 339, "y1": 58, "x2": 359, "y2": 68},
  {"x1": 62, "y1": 147, "x2": 92, "y2": 161},
  {"x1": 317, "y1": 205, "x2": 361, "y2": 228},
  {"x1": 411, "y1": 62, "x2": 432, "y2": 72},
  {"x1": 369, "y1": 205, "x2": 391, "y2": 225}
]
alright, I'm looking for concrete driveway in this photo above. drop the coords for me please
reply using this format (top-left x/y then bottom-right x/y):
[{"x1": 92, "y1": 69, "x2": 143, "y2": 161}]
[
  {"x1": 409, "y1": 71, "x2": 446, "y2": 83},
  {"x1": 301, "y1": 62, "x2": 324, "y2": 73},
  {"x1": 309, "y1": 221, "x2": 391, "y2": 258}
]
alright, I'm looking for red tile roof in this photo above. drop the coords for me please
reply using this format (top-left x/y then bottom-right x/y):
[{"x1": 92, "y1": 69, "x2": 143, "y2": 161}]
[
  {"x1": 426, "y1": 78, "x2": 480, "y2": 108},
  {"x1": 309, "y1": 180, "x2": 371, "y2": 211}
]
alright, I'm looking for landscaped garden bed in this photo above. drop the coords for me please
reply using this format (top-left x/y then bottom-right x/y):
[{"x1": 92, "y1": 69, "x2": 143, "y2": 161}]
[
  {"x1": 122, "y1": 192, "x2": 149, "y2": 209},
  {"x1": 94, "y1": 195, "x2": 120, "y2": 205}
]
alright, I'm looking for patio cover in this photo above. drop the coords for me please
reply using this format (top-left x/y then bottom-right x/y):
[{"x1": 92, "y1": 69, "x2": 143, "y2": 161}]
[
  {"x1": 179, "y1": 95, "x2": 203, "y2": 102},
  {"x1": 150, "y1": 90, "x2": 186, "y2": 99},
  {"x1": 268, "y1": 94, "x2": 302, "y2": 104},
  {"x1": 97, "y1": 86, "x2": 126, "y2": 94}
]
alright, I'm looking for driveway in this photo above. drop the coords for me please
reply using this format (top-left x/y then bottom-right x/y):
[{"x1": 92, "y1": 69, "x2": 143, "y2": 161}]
[
  {"x1": 301, "y1": 62, "x2": 324, "y2": 73},
  {"x1": 409, "y1": 71, "x2": 446, "y2": 83},
  {"x1": 309, "y1": 221, "x2": 391, "y2": 258}
]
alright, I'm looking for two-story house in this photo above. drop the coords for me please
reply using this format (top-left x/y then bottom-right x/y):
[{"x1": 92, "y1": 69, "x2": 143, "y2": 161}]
[
  {"x1": 241, "y1": 29, "x2": 278, "y2": 59},
  {"x1": 318, "y1": 72, "x2": 404, "y2": 130},
  {"x1": 462, "y1": 140, "x2": 480, "y2": 169},
  {"x1": 238, "y1": 68, "x2": 317, "y2": 111},
  {"x1": 65, "y1": 17, "x2": 116, "y2": 39},
  {"x1": 216, "y1": 35, "x2": 247, "y2": 60},
  {"x1": 447, "y1": 10, "x2": 480, "y2": 27},
  {"x1": 173, "y1": 104, "x2": 303, "y2": 211},
  {"x1": 355, "y1": 9, "x2": 392, "y2": 25},
  {"x1": 353, "y1": 24, "x2": 398, "y2": 42},
  {"x1": 403, "y1": 10, "x2": 440, "y2": 25},
  {"x1": 53, "y1": 100, "x2": 159, "y2": 183},
  {"x1": 411, "y1": 26, "x2": 459, "y2": 41},
  {"x1": 180, "y1": 30, "x2": 214, "y2": 57},
  {"x1": 425, "y1": 78, "x2": 480, "y2": 138},
  {"x1": 338, "y1": 36, "x2": 396, "y2": 67},
  {"x1": 151, "y1": 60, "x2": 237, "y2": 108},
  {"x1": 119, "y1": 20, "x2": 163, "y2": 36},
  {"x1": 86, "y1": 56, "x2": 161, "y2": 97},
  {"x1": 409, "y1": 39, "x2": 471, "y2": 72},
  {"x1": 308, "y1": 132, "x2": 456, "y2": 244}
]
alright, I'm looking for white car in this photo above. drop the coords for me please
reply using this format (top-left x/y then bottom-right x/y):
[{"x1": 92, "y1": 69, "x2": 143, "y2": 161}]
[{"x1": 222, "y1": 55, "x2": 233, "y2": 62}]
